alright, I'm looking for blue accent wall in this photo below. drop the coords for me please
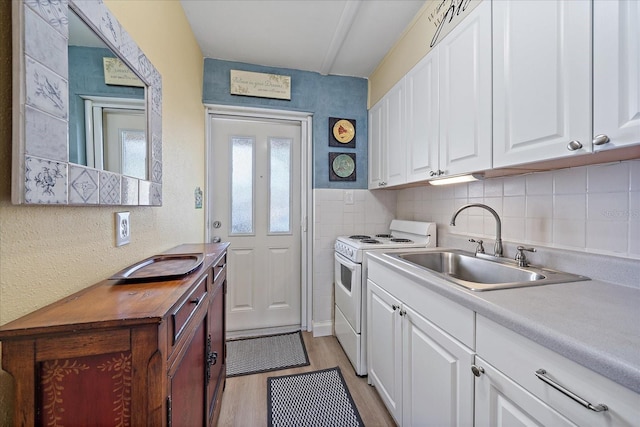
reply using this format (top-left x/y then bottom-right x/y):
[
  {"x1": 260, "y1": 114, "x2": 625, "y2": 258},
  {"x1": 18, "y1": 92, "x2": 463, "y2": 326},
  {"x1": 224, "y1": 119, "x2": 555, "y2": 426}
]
[
  {"x1": 203, "y1": 58, "x2": 368, "y2": 189},
  {"x1": 68, "y1": 46, "x2": 144, "y2": 165}
]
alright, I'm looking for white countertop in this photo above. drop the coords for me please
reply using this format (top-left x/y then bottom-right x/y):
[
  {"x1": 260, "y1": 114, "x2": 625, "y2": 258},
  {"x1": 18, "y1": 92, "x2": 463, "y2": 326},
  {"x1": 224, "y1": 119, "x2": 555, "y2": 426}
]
[{"x1": 367, "y1": 249, "x2": 640, "y2": 394}]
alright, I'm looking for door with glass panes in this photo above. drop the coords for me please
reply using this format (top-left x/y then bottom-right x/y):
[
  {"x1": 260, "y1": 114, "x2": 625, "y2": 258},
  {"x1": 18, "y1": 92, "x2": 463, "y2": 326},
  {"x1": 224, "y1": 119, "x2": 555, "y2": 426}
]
[{"x1": 209, "y1": 116, "x2": 301, "y2": 332}]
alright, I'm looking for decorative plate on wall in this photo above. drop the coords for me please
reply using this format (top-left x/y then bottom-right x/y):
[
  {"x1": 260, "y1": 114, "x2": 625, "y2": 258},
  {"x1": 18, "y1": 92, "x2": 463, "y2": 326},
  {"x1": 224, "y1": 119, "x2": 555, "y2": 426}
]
[
  {"x1": 329, "y1": 117, "x2": 356, "y2": 148},
  {"x1": 329, "y1": 153, "x2": 356, "y2": 181}
]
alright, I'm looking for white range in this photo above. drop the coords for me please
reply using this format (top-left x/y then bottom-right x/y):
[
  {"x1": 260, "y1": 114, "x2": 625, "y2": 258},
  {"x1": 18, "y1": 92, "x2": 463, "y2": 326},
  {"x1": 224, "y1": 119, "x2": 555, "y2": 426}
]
[{"x1": 334, "y1": 220, "x2": 437, "y2": 375}]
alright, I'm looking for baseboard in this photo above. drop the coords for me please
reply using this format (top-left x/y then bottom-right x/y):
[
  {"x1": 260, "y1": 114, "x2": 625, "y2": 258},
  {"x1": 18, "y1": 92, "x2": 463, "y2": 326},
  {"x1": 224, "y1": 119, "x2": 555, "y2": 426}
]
[{"x1": 312, "y1": 320, "x2": 333, "y2": 337}]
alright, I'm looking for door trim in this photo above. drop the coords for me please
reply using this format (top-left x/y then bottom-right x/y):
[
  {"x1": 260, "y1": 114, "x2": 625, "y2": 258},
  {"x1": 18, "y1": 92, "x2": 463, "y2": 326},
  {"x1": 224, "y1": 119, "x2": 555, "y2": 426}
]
[{"x1": 204, "y1": 104, "x2": 313, "y2": 332}]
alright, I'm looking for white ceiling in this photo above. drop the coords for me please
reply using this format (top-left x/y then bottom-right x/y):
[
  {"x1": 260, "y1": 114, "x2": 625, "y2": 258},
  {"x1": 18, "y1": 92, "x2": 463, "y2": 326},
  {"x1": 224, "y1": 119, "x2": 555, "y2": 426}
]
[{"x1": 180, "y1": 0, "x2": 426, "y2": 78}]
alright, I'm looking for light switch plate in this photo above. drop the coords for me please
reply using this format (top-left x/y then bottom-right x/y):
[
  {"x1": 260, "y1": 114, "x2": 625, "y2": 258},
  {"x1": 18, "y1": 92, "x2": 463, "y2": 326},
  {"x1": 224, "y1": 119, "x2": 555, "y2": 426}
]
[
  {"x1": 115, "y1": 212, "x2": 131, "y2": 246},
  {"x1": 344, "y1": 190, "x2": 354, "y2": 205}
]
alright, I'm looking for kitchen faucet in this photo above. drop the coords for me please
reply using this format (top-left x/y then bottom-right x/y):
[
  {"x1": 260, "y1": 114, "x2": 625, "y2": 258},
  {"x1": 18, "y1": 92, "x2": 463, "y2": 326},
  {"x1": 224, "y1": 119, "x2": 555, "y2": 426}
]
[{"x1": 450, "y1": 204, "x2": 503, "y2": 257}]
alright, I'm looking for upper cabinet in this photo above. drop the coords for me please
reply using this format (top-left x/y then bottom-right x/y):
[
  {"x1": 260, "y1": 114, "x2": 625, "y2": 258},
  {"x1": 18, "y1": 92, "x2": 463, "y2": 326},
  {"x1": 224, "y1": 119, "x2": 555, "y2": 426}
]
[
  {"x1": 405, "y1": 52, "x2": 439, "y2": 183},
  {"x1": 492, "y1": 0, "x2": 592, "y2": 168},
  {"x1": 593, "y1": 0, "x2": 640, "y2": 151},
  {"x1": 368, "y1": 0, "x2": 639, "y2": 189},
  {"x1": 438, "y1": 0, "x2": 492, "y2": 176},
  {"x1": 368, "y1": 79, "x2": 406, "y2": 189}
]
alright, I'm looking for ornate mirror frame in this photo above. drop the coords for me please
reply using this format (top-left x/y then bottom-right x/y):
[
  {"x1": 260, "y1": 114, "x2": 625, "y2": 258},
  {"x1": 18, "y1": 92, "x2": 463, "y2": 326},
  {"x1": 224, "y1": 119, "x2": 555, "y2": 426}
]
[{"x1": 11, "y1": 0, "x2": 162, "y2": 205}]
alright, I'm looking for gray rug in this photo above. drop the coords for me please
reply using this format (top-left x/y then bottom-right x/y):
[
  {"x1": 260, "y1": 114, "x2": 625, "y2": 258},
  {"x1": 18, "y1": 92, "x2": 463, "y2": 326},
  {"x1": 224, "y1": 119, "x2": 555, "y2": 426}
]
[
  {"x1": 226, "y1": 331, "x2": 310, "y2": 377},
  {"x1": 267, "y1": 367, "x2": 364, "y2": 427}
]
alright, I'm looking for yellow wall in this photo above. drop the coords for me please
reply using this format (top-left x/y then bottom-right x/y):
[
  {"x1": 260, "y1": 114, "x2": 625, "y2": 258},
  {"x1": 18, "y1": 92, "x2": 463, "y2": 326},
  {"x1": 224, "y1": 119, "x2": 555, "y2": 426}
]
[
  {"x1": 0, "y1": 1, "x2": 204, "y2": 421},
  {"x1": 368, "y1": 0, "x2": 481, "y2": 107}
]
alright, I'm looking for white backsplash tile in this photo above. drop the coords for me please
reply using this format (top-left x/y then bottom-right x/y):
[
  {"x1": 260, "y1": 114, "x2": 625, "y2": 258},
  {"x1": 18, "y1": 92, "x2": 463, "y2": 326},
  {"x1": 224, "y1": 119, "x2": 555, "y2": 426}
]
[
  {"x1": 554, "y1": 194, "x2": 586, "y2": 220},
  {"x1": 504, "y1": 175, "x2": 526, "y2": 196},
  {"x1": 526, "y1": 172, "x2": 553, "y2": 195},
  {"x1": 588, "y1": 162, "x2": 630, "y2": 193},
  {"x1": 394, "y1": 160, "x2": 638, "y2": 259},
  {"x1": 554, "y1": 167, "x2": 587, "y2": 194}
]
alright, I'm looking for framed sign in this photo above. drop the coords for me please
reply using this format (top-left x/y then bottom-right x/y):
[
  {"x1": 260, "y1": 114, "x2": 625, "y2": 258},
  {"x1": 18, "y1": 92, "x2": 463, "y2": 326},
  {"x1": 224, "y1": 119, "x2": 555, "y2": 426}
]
[
  {"x1": 329, "y1": 117, "x2": 356, "y2": 148},
  {"x1": 329, "y1": 153, "x2": 356, "y2": 181},
  {"x1": 230, "y1": 69, "x2": 291, "y2": 100}
]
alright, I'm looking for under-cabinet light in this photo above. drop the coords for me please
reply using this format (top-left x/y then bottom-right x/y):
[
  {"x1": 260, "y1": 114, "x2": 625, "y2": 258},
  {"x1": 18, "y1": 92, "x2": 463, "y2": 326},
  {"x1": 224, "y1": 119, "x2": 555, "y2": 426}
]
[{"x1": 428, "y1": 173, "x2": 484, "y2": 186}]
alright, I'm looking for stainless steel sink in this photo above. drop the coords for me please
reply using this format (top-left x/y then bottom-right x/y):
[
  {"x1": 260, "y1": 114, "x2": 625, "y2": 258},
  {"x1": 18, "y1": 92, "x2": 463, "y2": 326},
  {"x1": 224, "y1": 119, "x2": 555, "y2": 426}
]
[{"x1": 388, "y1": 250, "x2": 589, "y2": 291}]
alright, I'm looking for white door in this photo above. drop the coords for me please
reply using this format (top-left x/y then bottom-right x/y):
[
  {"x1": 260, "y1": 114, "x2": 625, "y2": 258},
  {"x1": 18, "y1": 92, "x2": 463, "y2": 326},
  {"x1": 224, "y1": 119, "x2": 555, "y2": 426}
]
[
  {"x1": 402, "y1": 304, "x2": 475, "y2": 427},
  {"x1": 209, "y1": 116, "x2": 301, "y2": 333},
  {"x1": 438, "y1": 0, "x2": 492, "y2": 176},
  {"x1": 367, "y1": 280, "x2": 403, "y2": 425},
  {"x1": 368, "y1": 100, "x2": 386, "y2": 189},
  {"x1": 386, "y1": 79, "x2": 406, "y2": 187},
  {"x1": 593, "y1": 0, "x2": 640, "y2": 150},
  {"x1": 102, "y1": 108, "x2": 146, "y2": 179},
  {"x1": 405, "y1": 50, "x2": 439, "y2": 183},
  {"x1": 493, "y1": 0, "x2": 592, "y2": 167}
]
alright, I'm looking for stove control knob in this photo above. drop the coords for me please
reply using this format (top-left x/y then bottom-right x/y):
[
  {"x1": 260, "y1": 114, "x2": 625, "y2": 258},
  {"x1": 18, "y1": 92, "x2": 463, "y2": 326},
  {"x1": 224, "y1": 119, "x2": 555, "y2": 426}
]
[{"x1": 349, "y1": 248, "x2": 354, "y2": 257}]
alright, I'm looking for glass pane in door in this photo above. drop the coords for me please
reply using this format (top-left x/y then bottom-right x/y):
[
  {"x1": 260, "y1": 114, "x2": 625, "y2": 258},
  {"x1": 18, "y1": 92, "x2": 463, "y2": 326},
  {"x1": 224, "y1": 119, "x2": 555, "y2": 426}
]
[
  {"x1": 269, "y1": 138, "x2": 292, "y2": 234},
  {"x1": 230, "y1": 137, "x2": 254, "y2": 234}
]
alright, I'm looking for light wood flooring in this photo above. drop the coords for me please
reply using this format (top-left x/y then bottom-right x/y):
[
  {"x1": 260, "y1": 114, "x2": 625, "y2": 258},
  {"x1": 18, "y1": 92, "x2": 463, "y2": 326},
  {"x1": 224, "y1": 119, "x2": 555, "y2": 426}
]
[{"x1": 218, "y1": 332, "x2": 395, "y2": 426}]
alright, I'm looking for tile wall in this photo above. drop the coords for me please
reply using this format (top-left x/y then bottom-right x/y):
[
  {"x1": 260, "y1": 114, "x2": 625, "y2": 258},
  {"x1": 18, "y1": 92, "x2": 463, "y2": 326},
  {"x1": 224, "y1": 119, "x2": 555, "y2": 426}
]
[
  {"x1": 397, "y1": 160, "x2": 640, "y2": 259},
  {"x1": 312, "y1": 189, "x2": 397, "y2": 333},
  {"x1": 311, "y1": 159, "x2": 639, "y2": 335}
]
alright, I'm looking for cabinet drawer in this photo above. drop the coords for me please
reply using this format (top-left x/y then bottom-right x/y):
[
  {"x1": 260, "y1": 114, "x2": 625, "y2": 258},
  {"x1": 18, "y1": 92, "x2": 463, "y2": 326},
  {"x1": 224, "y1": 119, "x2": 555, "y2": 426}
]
[
  {"x1": 171, "y1": 274, "x2": 208, "y2": 345},
  {"x1": 213, "y1": 254, "x2": 226, "y2": 284},
  {"x1": 476, "y1": 315, "x2": 639, "y2": 427}
]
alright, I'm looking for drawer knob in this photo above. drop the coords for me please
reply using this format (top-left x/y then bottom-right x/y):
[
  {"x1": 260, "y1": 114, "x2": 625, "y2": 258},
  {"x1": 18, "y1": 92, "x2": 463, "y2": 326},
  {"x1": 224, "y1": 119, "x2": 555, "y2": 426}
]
[
  {"x1": 471, "y1": 365, "x2": 485, "y2": 377},
  {"x1": 535, "y1": 369, "x2": 608, "y2": 412},
  {"x1": 190, "y1": 297, "x2": 200, "y2": 304}
]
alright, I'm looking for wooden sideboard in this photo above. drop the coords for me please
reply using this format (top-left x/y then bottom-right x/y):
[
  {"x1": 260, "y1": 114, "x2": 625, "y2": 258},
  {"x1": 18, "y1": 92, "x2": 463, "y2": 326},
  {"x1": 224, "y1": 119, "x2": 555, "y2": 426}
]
[{"x1": 0, "y1": 243, "x2": 229, "y2": 427}]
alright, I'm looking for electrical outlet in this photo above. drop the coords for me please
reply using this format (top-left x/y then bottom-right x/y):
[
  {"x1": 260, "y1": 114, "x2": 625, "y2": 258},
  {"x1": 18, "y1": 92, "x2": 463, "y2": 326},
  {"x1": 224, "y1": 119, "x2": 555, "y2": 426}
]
[{"x1": 115, "y1": 212, "x2": 131, "y2": 246}]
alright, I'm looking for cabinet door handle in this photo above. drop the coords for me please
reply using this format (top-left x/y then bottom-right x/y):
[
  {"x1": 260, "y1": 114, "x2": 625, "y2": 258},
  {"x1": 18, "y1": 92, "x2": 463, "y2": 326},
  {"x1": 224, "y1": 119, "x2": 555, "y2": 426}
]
[
  {"x1": 535, "y1": 369, "x2": 608, "y2": 412},
  {"x1": 471, "y1": 365, "x2": 485, "y2": 377},
  {"x1": 592, "y1": 134, "x2": 610, "y2": 146},
  {"x1": 392, "y1": 304, "x2": 400, "y2": 311},
  {"x1": 567, "y1": 140, "x2": 583, "y2": 151}
]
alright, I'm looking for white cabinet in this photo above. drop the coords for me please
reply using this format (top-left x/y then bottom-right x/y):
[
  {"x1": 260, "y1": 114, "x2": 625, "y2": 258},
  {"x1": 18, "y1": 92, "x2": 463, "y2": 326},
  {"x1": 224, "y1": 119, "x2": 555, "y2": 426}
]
[
  {"x1": 474, "y1": 356, "x2": 576, "y2": 427},
  {"x1": 401, "y1": 304, "x2": 474, "y2": 427},
  {"x1": 492, "y1": 0, "x2": 592, "y2": 167},
  {"x1": 475, "y1": 315, "x2": 640, "y2": 427},
  {"x1": 368, "y1": 99, "x2": 385, "y2": 188},
  {"x1": 438, "y1": 0, "x2": 492, "y2": 176},
  {"x1": 405, "y1": 51, "x2": 439, "y2": 183},
  {"x1": 367, "y1": 259, "x2": 475, "y2": 427},
  {"x1": 367, "y1": 280, "x2": 402, "y2": 422},
  {"x1": 593, "y1": 0, "x2": 640, "y2": 150},
  {"x1": 367, "y1": 80, "x2": 406, "y2": 189}
]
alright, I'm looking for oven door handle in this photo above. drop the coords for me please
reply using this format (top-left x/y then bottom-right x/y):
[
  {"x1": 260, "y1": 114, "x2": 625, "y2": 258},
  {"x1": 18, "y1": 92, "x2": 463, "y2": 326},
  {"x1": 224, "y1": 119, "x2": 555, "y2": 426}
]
[{"x1": 335, "y1": 252, "x2": 358, "y2": 271}]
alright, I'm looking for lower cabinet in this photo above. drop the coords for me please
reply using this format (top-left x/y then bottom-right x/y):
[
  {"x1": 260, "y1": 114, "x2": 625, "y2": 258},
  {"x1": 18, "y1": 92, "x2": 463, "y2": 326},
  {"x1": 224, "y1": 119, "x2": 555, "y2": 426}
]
[
  {"x1": 0, "y1": 243, "x2": 228, "y2": 427},
  {"x1": 475, "y1": 315, "x2": 640, "y2": 427},
  {"x1": 367, "y1": 279, "x2": 474, "y2": 426},
  {"x1": 474, "y1": 356, "x2": 576, "y2": 427},
  {"x1": 367, "y1": 257, "x2": 640, "y2": 427}
]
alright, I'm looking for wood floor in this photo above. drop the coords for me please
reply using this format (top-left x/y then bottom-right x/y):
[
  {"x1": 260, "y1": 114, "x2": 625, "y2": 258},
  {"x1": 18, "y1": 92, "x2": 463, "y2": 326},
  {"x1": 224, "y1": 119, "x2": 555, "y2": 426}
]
[{"x1": 217, "y1": 332, "x2": 396, "y2": 426}]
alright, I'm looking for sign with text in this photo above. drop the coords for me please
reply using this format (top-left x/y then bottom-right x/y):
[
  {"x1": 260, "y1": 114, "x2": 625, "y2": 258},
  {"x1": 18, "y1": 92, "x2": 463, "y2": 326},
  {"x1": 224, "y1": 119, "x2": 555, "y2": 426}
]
[
  {"x1": 230, "y1": 70, "x2": 291, "y2": 100},
  {"x1": 103, "y1": 57, "x2": 144, "y2": 87},
  {"x1": 426, "y1": 0, "x2": 481, "y2": 48}
]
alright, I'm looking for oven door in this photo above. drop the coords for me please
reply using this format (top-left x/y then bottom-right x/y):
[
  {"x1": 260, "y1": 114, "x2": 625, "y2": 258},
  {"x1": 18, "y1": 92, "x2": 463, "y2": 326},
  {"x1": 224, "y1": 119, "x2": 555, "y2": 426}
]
[{"x1": 334, "y1": 252, "x2": 362, "y2": 333}]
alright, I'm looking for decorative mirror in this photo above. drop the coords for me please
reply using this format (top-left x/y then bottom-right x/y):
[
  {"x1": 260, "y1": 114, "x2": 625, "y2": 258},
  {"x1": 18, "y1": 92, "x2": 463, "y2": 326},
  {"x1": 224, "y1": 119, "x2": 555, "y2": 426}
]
[{"x1": 11, "y1": 0, "x2": 162, "y2": 205}]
